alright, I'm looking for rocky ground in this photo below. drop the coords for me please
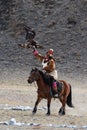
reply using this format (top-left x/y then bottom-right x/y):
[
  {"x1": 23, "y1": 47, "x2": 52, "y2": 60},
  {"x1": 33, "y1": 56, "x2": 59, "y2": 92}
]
[{"x1": 0, "y1": 0, "x2": 87, "y2": 129}]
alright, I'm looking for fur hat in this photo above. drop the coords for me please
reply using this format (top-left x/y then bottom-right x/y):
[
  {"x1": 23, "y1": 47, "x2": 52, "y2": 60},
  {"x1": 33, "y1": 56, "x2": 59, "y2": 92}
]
[{"x1": 46, "y1": 49, "x2": 54, "y2": 56}]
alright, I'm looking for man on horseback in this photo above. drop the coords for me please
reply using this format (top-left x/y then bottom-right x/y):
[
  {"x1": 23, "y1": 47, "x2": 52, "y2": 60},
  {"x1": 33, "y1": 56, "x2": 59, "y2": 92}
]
[
  {"x1": 33, "y1": 48, "x2": 61, "y2": 96},
  {"x1": 18, "y1": 25, "x2": 62, "y2": 97}
]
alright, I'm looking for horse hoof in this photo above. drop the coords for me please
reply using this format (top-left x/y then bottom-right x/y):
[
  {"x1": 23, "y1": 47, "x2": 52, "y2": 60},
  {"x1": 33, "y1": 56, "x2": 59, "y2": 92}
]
[
  {"x1": 59, "y1": 108, "x2": 65, "y2": 115},
  {"x1": 32, "y1": 111, "x2": 36, "y2": 115},
  {"x1": 46, "y1": 113, "x2": 50, "y2": 116},
  {"x1": 59, "y1": 113, "x2": 65, "y2": 115},
  {"x1": 32, "y1": 109, "x2": 37, "y2": 114},
  {"x1": 59, "y1": 109, "x2": 62, "y2": 114},
  {"x1": 32, "y1": 111, "x2": 36, "y2": 114},
  {"x1": 59, "y1": 111, "x2": 65, "y2": 115}
]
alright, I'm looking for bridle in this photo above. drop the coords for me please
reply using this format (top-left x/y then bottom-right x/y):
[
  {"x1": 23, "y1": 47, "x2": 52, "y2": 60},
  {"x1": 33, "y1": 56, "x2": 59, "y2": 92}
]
[{"x1": 29, "y1": 69, "x2": 50, "y2": 94}]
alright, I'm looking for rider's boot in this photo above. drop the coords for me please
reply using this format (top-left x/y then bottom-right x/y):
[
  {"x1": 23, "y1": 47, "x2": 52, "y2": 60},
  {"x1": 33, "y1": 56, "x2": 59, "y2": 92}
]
[{"x1": 52, "y1": 81, "x2": 59, "y2": 97}]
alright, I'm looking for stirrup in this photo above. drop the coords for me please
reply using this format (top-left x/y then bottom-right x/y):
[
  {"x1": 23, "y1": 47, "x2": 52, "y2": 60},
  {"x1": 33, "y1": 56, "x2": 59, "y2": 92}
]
[{"x1": 53, "y1": 93, "x2": 59, "y2": 98}]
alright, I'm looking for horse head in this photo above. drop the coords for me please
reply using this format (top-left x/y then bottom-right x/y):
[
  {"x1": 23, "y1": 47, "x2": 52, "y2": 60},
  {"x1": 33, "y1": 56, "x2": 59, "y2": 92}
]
[{"x1": 27, "y1": 68, "x2": 40, "y2": 83}]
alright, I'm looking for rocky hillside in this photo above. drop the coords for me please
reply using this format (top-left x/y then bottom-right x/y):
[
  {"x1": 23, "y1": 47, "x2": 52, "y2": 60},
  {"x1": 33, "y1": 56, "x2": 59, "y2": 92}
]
[{"x1": 0, "y1": 0, "x2": 87, "y2": 83}]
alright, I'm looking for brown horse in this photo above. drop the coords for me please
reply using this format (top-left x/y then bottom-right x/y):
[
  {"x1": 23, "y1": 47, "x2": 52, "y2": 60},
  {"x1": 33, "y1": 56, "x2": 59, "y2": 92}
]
[{"x1": 28, "y1": 68, "x2": 74, "y2": 115}]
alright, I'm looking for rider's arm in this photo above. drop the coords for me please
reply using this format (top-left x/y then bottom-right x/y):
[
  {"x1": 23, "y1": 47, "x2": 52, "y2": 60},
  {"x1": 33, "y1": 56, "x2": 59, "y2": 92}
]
[
  {"x1": 33, "y1": 49, "x2": 44, "y2": 62},
  {"x1": 43, "y1": 59, "x2": 55, "y2": 72}
]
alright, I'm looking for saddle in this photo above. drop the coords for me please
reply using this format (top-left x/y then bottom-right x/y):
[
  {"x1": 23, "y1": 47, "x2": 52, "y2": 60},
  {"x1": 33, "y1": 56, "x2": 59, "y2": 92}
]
[
  {"x1": 43, "y1": 73, "x2": 63, "y2": 97},
  {"x1": 56, "y1": 81, "x2": 63, "y2": 93}
]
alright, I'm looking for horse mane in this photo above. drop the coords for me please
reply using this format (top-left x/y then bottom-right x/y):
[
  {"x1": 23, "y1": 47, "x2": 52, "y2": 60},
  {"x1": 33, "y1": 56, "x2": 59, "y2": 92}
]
[{"x1": 38, "y1": 69, "x2": 54, "y2": 86}]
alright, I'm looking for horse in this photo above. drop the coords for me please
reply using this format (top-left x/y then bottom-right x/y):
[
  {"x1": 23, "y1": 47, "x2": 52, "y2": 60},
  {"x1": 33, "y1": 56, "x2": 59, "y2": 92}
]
[{"x1": 27, "y1": 68, "x2": 74, "y2": 115}]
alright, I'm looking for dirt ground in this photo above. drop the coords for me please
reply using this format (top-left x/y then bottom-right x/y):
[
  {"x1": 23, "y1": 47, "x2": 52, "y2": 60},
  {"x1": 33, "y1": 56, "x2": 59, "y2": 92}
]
[{"x1": 0, "y1": 76, "x2": 87, "y2": 130}]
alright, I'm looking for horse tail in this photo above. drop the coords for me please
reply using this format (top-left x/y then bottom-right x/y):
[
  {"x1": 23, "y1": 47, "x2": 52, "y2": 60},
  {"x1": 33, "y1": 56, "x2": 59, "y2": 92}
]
[{"x1": 67, "y1": 84, "x2": 74, "y2": 107}]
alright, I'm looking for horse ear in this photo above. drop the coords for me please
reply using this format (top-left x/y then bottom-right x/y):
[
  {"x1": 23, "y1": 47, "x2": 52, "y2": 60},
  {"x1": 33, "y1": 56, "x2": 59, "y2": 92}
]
[
  {"x1": 35, "y1": 67, "x2": 37, "y2": 70},
  {"x1": 32, "y1": 67, "x2": 35, "y2": 71}
]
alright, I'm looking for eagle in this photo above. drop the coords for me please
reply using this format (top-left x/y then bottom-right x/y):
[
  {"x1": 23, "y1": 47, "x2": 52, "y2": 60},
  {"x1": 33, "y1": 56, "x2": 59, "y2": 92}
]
[
  {"x1": 18, "y1": 25, "x2": 43, "y2": 49},
  {"x1": 24, "y1": 25, "x2": 36, "y2": 42}
]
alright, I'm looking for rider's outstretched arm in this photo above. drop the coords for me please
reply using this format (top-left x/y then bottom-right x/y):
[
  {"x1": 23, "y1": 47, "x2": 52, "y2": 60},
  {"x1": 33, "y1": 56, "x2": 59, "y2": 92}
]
[{"x1": 33, "y1": 49, "x2": 44, "y2": 62}]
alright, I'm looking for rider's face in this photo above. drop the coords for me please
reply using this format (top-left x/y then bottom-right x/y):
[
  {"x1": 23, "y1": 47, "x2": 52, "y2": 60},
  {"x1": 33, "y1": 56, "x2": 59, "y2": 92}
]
[{"x1": 45, "y1": 53, "x2": 49, "y2": 59}]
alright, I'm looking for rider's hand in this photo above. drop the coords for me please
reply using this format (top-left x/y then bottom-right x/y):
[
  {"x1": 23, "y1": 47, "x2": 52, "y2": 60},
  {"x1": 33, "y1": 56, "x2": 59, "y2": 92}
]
[{"x1": 33, "y1": 49, "x2": 38, "y2": 56}]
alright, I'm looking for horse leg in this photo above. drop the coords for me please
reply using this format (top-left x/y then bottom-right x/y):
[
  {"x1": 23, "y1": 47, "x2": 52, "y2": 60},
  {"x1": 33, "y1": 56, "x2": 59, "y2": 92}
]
[
  {"x1": 46, "y1": 98, "x2": 51, "y2": 115},
  {"x1": 32, "y1": 97, "x2": 41, "y2": 114},
  {"x1": 59, "y1": 97, "x2": 64, "y2": 115},
  {"x1": 59, "y1": 96, "x2": 67, "y2": 115}
]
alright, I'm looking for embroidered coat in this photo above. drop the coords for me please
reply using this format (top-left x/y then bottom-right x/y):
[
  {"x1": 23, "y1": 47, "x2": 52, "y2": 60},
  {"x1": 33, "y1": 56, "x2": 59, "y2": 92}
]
[{"x1": 33, "y1": 50, "x2": 58, "y2": 80}]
